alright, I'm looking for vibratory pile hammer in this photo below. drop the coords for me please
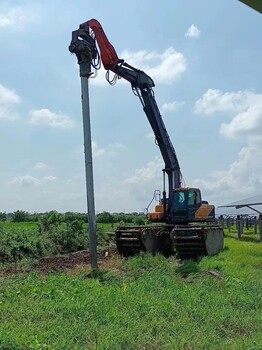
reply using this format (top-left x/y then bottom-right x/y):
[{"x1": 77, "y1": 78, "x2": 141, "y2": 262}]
[{"x1": 69, "y1": 19, "x2": 224, "y2": 259}]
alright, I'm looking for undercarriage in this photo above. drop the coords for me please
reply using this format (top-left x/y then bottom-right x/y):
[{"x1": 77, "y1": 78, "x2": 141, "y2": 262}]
[{"x1": 115, "y1": 224, "x2": 224, "y2": 259}]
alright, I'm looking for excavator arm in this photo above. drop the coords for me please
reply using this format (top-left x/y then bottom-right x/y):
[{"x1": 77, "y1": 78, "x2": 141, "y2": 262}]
[
  {"x1": 70, "y1": 19, "x2": 182, "y2": 219},
  {"x1": 88, "y1": 20, "x2": 183, "y2": 212}
]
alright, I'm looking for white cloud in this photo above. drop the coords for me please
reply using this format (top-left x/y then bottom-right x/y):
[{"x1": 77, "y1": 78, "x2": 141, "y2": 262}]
[
  {"x1": 9, "y1": 174, "x2": 57, "y2": 187},
  {"x1": 33, "y1": 162, "x2": 48, "y2": 171},
  {"x1": 137, "y1": 48, "x2": 186, "y2": 84},
  {"x1": 42, "y1": 190, "x2": 53, "y2": 196},
  {"x1": 75, "y1": 142, "x2": 124, "y2": 159},
  {"x1": 10, "y1": 175, "x2": 40, "y2": 187},
  {"x1": 220, "y1": 105, "x2": 262, "y2": 139},
  {"x1": 195, "y1": 88, "x2": 262, "y2": 140},
  {"x1": 192, "y1": 88, "x2": 262, "y2": 205},
  {"x1": 107, "y1": 142, "x2": 125, "y2": 156},
  {"x1": 0, "y1": 84, "x2": 20, "y2": 105},
  {"x1": 124, "y1": 157, "x2": 163, "y2": 184},
  {"x1": 146, "y1": 132, "x2": 155, "y2": 139},
  {"x1": 0, "y1": 7, "x2": 35, "y2": 29},
  {"x1": 29, "y1": 109, "x2": 75, "y2": 129},
  {"x1": 120, "y1": 157, "x2": 164, "y2": 212},
  {"x1": 195, "y1": 89, "x2": 254, "y2": 115},
  {"x1": 90, "y1": 47, "x2": 186, "y2": 86},
  {"x1": 161, "y1": 101, "x2": 185, "y2": 114},
  {"x1": 0, "y1": 84, "x2": 20, "y2": 120},
  {"x1": 42, "y1": 176, "x2": 57, "y2": 182},
  {"x1": 185, "y1": 24, "x2": 201, "y2": 39},
  {"x1": 193, "y1": 143, "x2": 262, "y2": 204},
  {"x1": 92, "y1": 141, "x2": 105, "y2": 157}
]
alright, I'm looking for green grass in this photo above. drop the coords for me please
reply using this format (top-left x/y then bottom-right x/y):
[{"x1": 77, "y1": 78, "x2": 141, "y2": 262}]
[{"x1": 0, "y1": 236, "x2": 262, "y2": 349}]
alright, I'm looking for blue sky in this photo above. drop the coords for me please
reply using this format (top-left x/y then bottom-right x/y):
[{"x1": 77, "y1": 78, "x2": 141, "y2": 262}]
[{"x1": 0, "y1": 0, "x2": 261, "y2": 213}]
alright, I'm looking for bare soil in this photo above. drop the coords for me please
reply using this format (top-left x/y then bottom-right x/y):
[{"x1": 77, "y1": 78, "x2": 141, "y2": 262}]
[{"x1": 0, "y1": 249, "x2": 116, "y2": 277}]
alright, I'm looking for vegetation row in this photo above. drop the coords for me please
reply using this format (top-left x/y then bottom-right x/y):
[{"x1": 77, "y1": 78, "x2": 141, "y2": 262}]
[{"x1": 0, "y1": 211, "x2": 147, "y2": 263}]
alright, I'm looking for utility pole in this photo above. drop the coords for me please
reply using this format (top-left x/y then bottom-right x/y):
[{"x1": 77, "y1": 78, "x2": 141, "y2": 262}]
[{"x1": 69, "y1": 23, "x2": 98, "y2": 269}]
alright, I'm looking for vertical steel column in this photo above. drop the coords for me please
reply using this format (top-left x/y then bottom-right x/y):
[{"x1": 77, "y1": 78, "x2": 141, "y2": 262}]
[
  {"x1": 236, "y1": 215, "x2": 241, "y2": 240},
  {"x1": 69, "y1": 25, "x2": 98, "y2": 269},
  {"x1": 81, "y1": 74, "x2": 98, "y2": 269}
]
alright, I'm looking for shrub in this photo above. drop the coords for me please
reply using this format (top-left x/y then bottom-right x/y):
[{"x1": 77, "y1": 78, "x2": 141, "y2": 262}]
[{"x1": 47, "y1": 220, "x2": 88, "y2": 254}]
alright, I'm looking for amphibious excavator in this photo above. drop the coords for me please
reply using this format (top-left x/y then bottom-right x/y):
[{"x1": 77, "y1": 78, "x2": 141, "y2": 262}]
[{"x1": 69, "y1": 19, "x2": 224, "y2": 259}]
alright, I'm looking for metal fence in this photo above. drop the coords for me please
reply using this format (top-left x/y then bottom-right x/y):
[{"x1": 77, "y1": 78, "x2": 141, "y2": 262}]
[{"x1": 216, "y1": 214, "x2": 262, "y2": 242}]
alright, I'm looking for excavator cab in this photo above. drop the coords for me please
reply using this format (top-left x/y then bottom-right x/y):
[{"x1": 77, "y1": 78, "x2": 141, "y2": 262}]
[
  {"x1": 172, "y1": 187, "x2": 215, "y2": 223},
  {"x1": 172, "y1": 188, "x2": 201, "y2": 223},
  {"x1": 148, "y1": 187, "x2": 215, "y2": 223}
]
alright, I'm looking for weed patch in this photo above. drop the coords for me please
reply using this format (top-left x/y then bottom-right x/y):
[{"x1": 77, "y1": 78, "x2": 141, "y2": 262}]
[{"x1": 0, "y1": 222, "x2": 112, "y2": 265}]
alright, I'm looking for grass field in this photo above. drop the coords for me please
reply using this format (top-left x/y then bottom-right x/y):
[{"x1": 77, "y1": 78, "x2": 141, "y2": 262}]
[{"x1": 0, "y1": 231, "x2": 262, "y2": 350}]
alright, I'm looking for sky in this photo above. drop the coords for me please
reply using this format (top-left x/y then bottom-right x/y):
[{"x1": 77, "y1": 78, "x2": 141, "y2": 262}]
[{"x1": 0, "y1": 0, "x2": 261, "y2": 214}]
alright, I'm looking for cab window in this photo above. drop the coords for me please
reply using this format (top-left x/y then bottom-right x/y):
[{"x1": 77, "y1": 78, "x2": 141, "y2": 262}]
[
  {"x1": 188, "y1": 190, "x2": 200, "y2": 205},
  {"x1": 174, "y1": 191, "x2": 186, "y2": 208}
]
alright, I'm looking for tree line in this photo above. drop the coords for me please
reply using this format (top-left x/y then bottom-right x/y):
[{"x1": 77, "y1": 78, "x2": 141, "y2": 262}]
[{"x1": 0, "y1": 210, "x2": 147, "y2": 225}]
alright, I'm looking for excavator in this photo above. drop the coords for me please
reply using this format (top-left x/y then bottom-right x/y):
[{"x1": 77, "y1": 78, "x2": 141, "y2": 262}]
[{"x1": 69, "y1": 19, "x2": 224, "y2": 259}]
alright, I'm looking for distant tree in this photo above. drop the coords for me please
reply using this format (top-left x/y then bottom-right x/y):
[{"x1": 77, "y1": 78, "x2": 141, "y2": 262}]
[
  {"x1": 63, "y1": 211, "x2": 77, "y2": 224},
  {"x1": 78, "y1": 212, "x2": 88, "y2": 223},
  {"x1": 28, "y1": 212, "x2": 40, "y2": 222},
  {"x1": 133, "y1": 216, "x2": 147, "y2": 226},
  {"x1": 63, "y1": 212, "x2": 88, "y2": 224},
  {"x1": 11, "y1": 210, "x2": 30, "y2": 222},
  {"x1": 96, "y1": 211, "x2": 115, "y2": 224},
  {"x1": 113, "y1": 213, "x2": 127, "y2": 223},
  {"x1": 122, "y1": 214, "x2": 134, "y2": 224},
  {"x1": 0, "y1": 212, "x2": 7, "y2": 221}
]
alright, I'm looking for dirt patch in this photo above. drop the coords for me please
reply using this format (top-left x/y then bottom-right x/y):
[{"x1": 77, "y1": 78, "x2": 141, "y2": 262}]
[
  {"x1": 0, "y1": 249, "x2": 116, "y2": 277},
  {"x1": 34, "y1": 250, "x2": 93, "y2": 272}
]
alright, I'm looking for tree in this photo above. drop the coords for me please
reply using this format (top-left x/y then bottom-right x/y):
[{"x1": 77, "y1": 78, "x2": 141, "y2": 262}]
[
  {"x1": 96, "y1": 211, "x2": 115, "y2": 224},
  {"x1": 38, "y1": 210, "x2": 62, "y2": 233},
  {"x1": 11, "y1": 210, "x2": 30, "y2": 222},
  {"x1": 63, "y1": 212, "x2": 88, "y2": 224},
  {"x1": 133, "y1": 216, "x2": 147, "y2": 226},
  {"x1": 63, "y1": 211, "x2": 77, "y2": 224},
  {"x1": 113, "y1": 213, "x2": 127, "y2": 223},
  {"x1": 0, "y1": 212, "x2": 7, "y2": 221}
]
